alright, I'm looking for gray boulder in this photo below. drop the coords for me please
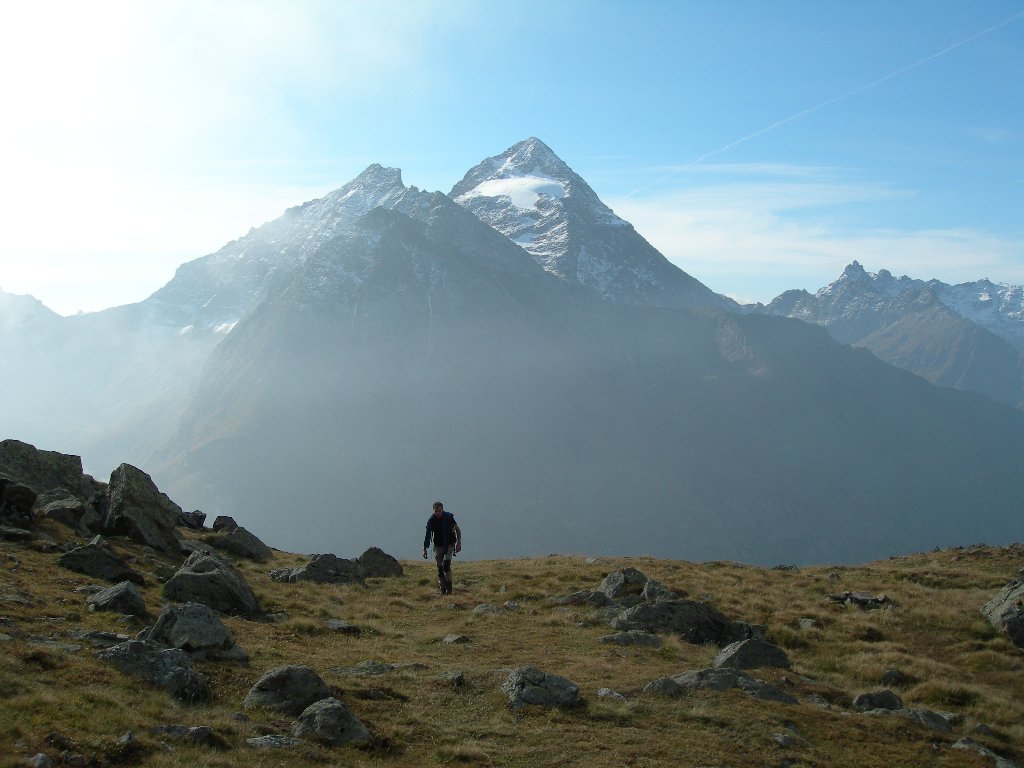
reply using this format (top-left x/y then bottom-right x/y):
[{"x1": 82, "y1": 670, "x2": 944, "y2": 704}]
[
  {"x1": 641, "y1": 579, "x2": 677, "y2": 602},
  {"x1": 501, "y1": 666, "x2": 584, "y2": 710},
  {"x1": 177, "y1": 510, "x2": 207, "y2": 530},
  {"x1": 96, "y1": 639, "x2": 210, "y2": 702},
  {"x1": 0, "y1": 479, "x2": 36, "y2": 527},
  {"x1": 102, "y1": 464, "x2": 182, "y2": 555},
  {"x1": 904, "y1": 708, "x2": 952, "y2": 733},
  {"x1": 86, "y1": 581, "x2": 147, "y2": 616},
  {"x1": 211, "y1": 515, "x2": 238, "y2": 532},
  {"x1": 0, "y1": 439, "x2": 96, "y2": 499},
  {"x1": 325, "y1": 619, "x2": 362, "y2": 636},
  {"x1": 34, "y1": 489, "x2": 100, "y2": 534},
  {"x1": 713, "y1": 638, "x2": 791, "y2": 670},
  {"x1": 242, "y1": 665, "x2": 332, "y2": 716},
  {"x1": 293, "y1": 697, "x2": 373, "y2": 746},
  {"x1": 270, "y1": 554, "x2": 366, "y2": 585},
  {"x1": 598, "y1": 630, "x2": 662, "y2": 648},
  {"x1": 672, "y1": 667, "x2": 798, "y2": 705},
  {"x1": 597, "y1": 567, "x2": 649, "y2": 602},
  {"x1": 208, "y1": 526, "x2": 273, "y2": 562},
  {"x1": 148, "y1": 725, "x2": 222, "y2": 747},
  {"x1": 138, "y1": 602, "x2": 247, "y2": 663},
  {"x1": 642, "y1": 676, "x2": 683, "y2": 697},
  {"x1": 981, "y1": 579, "x2": 1024, "y2": 648},
  {"x1": 357, "y1": 547, "x2": 403, "y2": 577},
  {"x1": 610, "y1": 599, "x2": 730, "y2": 645},
  {"x1": 163, "y1": 551, "x2": 261, "y2": 615},
  {"x1": 57, "y1": 542, "x2": 144, "y2": 584},
  {"x1": 853, "y1": 689, "x2": 903, "y2": 711}
]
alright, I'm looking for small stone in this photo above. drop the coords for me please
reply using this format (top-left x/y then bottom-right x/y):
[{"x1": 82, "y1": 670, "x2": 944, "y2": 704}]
[
  {"x1": 246, "y1": 735, "x2": 300, "y2": 750},
  {"x1": 853, "y1": 689, "x2": 903, "y2": 711},
  {"x1": 441, "y1": 633, "x2": 471, "y2": 644},
  {"x1": 597, "y1": 687, "x2": 627, "y2": 702},
  {"x1": 325, "y1": 619, "x2": 361, "y2": 635}
]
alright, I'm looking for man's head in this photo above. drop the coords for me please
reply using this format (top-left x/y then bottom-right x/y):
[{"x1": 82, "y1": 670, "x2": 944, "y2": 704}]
[{"x1": 432, "y1": 501, "x2": 444, "y2": 517}]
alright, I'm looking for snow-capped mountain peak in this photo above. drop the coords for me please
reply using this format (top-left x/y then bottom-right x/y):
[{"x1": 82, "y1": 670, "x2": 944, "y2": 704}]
[{"x1": 451, "y1": 138, "x2": 733, "y2": 311}]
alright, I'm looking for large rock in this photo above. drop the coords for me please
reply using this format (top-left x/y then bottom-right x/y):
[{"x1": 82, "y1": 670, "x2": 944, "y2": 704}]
[
  {"x1": 242, "y1": 665, "x2": 332, "y2": 716},
  {"x1": 103, "y1": 464, "x2": 182, "y2": 555},
  {"x1": 138, "y1": 602, "x2": 247, "y2": 662},
  {"x1": 0, "y1": 479, "x2": 36, "y2": 527},
  {"x1": 0, "y1": 439, "x2": 95, "y2": 499},
  {"x1": 293, "y1": 698, "x2": 373, "y2": 746},
  {"x1": 597, "y1": 567, "x2": 649, "y2": 602},
  {"x1": 208, "y1": 526, "x2": 273, "y2": 562},
  {"x1": 981, "y1": 579, "x2": 1024, "y2": 647},
  {"x1": 598, "y1": 630, "x2": 662, "y2": 648},
  {"x1": 500, "y1": 667, "x2": 584, "y2": 710},
  {"x1": 86, "y1": 581, "x2": 147, "y2": 616},
  {"x1": 270, "y1": 554, "x2": 366, "y2": 585},
  {"x1": 713, "y1": 638, "x2": 791, "y2": 670},
  {"x1": 96, "y1": 639, "x2": 210, "y2": 702},
  {"x1": 357, "y1": 547, "x2": 403, "y2": 578},
  {"x1": 58, "y1": 542, "x2": 144, "y2": 584},
  {"x1": 34, "y1": 489, "x2": 100, "y2": 534},
  {"x1": 163, "y1": 551, "x2": 261, "y2": 615},
  {"x1": 853, "y1": 689, "x2": 903, "y2": 711},
  {"x1": 610, "y1": 599, "x2": 731, "y2": 645}
]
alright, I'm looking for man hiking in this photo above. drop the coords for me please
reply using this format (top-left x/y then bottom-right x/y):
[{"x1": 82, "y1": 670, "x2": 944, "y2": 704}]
[{"x1": 422, "y1": 501, "x2": 462, "y2": 594}]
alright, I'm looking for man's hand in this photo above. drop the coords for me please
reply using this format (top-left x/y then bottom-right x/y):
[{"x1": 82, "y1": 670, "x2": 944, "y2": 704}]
[
  {"x1": 455, "y1": 542, "x2": 462, "y2": 554},
  {"x1": 422, "y1": 548, "x2": 428, "y2": 559}
]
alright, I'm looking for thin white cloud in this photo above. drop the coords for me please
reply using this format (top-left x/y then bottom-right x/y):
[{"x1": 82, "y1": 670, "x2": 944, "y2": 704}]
[{"x1": 609, "y1": 173, "x2": 1024, "y2": 303}]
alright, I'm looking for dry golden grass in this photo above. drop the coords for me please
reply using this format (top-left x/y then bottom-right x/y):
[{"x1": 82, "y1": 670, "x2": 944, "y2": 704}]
[{"x1": 0, "y1": 521, "x2": 1021, "y2": 767}]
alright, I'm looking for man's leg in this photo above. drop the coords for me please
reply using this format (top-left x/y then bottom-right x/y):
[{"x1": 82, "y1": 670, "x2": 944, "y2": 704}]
[
  {"x1": 434, "y1": 545, "x2": 453, "y2": 594},
  {"x1": 432, "y1": 548, "x2": 448, "y2": 593}
]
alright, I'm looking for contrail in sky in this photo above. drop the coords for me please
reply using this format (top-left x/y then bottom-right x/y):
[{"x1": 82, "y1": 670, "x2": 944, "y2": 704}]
[{"x1": 626, "y1": 10, "x2": 1024, "y2": 197}]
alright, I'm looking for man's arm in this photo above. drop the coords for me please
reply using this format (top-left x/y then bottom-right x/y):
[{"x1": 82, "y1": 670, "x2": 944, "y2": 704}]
[
  {"x1": 453, "y1": 522, "x2": 462, "y2": 553},
  {"x1": 423, "y1": 522, "x2": 431, "y2": 558}
]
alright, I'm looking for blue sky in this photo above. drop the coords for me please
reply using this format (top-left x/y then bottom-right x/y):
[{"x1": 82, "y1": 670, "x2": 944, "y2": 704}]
[{"x1": 1, "y1": 0, "x2": 1021, "y2": 313}]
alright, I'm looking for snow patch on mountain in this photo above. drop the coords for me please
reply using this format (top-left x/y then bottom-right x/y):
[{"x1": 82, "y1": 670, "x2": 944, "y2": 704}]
[{"x1": 455, "y1": 173, "x2": 566, "y2": 211}]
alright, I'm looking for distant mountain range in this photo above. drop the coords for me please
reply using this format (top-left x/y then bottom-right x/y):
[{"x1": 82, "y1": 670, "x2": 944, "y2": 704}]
[
  {"x1": 755, "y1": 262, "x2": 1024, "y2": 409},
  {"x1": 2, "y1": 138, "x2": 1022, "y2": 565}
]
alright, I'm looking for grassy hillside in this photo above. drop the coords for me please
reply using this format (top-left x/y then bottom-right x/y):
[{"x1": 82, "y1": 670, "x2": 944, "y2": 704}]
[{"x1": 1, "y1": 520, "x2": 1021, "y2": 767}]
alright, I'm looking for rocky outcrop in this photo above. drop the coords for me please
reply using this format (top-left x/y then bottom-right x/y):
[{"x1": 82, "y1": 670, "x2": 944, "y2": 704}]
[
  {"x1": 671, "y1": 668, "x2": 797, "y2": 705},
  {"x1": 34, "y1": 489, "x2": 100, "y2": 534},
  {"x1": 598, "y1": 630, "x2": 662, "y2": 648},
  {"x1": 96, "y1": 640, "x2": 210, "y2": 702},
  {"x1": 357, "y1": 547, "x2": 403, "y2": 577},
  {"x1": 597, "y1": 567, "x2": 649, "y2": 603},
  {"x1": 827, "y1": 591, "x2": 893, "y2": 609},
  {"x1": 57, "y1": 541, "x2": 144, "y2": 584},
  {"x1": 242, "y1": 665, "x2": 332, "y2": 716},
  {"x1": 138, "y1": 602, "x2": 248, "y2": 662},
  {"x1": 501, "y1": 667, "x2": 584, "y2": 710},
  {"x1": 163, "y1": 551, "x2": 261, "y2": 615},
  {"x1": 853, "y1": 689, "x2": 903, "y2": 711},
  {"x1": 713, "y1": 638, "x2": 791, "y2": 670},
  {"x1": 270, "y1": 554, "x2": 366, "y2": 585},
  {"x1": 208, "y1": 526, "x2": 273, "y2": 562},
  {"x1": 610, "y1": 599, "x2": 731, "y2": 645},
  {"x1": 102, "y1": 464, "x2": 182, "y2": 555},
  {"x1": 981, "y1": 579, "x2": 1024, "y2": 647},
  {"x1": 86, "y1": 581, "x2": 147, "y2": 616},
  {"x1": 0, "y1": 478, "x2": 36, "y2": 527},
  {"x1": 293, "y1": 698, "x2": 373, "y2": 746},
  {"x1": 0, "y1": 439, "x2": 97, "y2": 500}
]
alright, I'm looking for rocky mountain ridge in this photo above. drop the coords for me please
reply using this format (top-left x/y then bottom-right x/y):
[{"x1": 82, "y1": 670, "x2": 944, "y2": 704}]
[{"x1": 757, "y1": 262, "x2": 1024, "y2": 409}]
